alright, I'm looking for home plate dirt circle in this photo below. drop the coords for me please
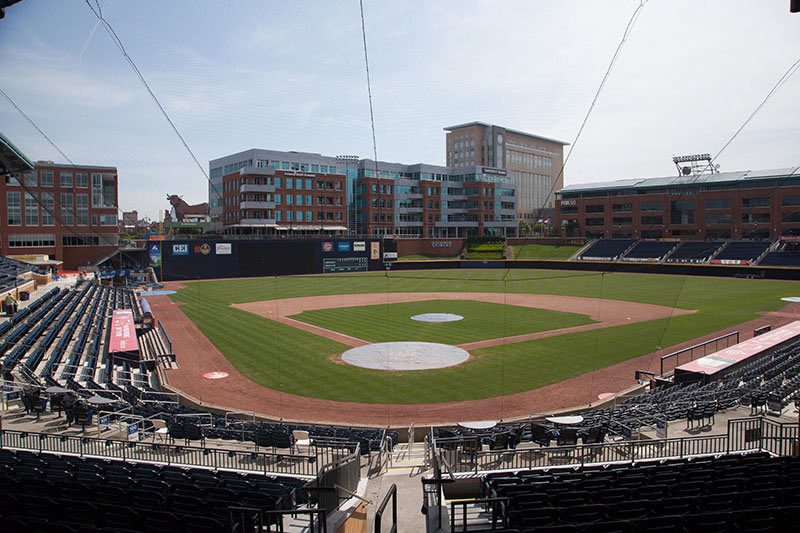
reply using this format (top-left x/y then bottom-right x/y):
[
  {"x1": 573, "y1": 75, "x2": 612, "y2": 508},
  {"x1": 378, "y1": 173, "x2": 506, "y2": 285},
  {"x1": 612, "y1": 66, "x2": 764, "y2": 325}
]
[{"x1": 341, "y1": 341, "x2": 470, "y2": 370}]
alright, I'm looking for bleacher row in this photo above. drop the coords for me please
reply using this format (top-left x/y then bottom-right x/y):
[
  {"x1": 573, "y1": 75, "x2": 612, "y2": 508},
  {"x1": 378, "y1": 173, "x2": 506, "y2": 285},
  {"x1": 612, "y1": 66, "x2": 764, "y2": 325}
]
[
  {"x1": 0, "y1": 447, "x2": 304, "y2": 532},
  {"x1": 576, "y1": 238, "x2": 800, "y2": 266},
  {"x1": 483, "y1": 451, "x2": 800, "y2": 532},
  {"x1": 432, "y1": 339, "x2": 800, "y2": 453}
]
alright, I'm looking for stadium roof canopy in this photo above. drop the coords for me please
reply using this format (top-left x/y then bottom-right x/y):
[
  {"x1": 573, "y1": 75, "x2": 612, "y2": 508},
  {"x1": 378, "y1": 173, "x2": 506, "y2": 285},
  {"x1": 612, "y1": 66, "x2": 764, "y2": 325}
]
[
  {"x1": 557, "y1": 166, "x2": 800, "y2": 195},
  {"x1": 0, "y1": 131, "x2": 34, "y2": 175}
]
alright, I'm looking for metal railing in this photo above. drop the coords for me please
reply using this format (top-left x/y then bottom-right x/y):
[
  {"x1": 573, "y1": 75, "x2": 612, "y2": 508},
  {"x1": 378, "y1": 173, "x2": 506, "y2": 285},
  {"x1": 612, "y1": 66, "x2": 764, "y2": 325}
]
[
  {"x1": 0, "y1": 428, "x2": 318, "y2": 477},
  {"x1": 434, "y1": 416, "x2": 799, "y2": 474},
  {"x1": 374, "y1": 484, "x2": 397, "y2": 533},
  {"x1": 660, "y1": 331, "x2": 739, "y2": 376},
  {"x1": 450, "y1": 498, "x2": 508, "y2": 533},
  {"x1": 311, "y1": 442, "x2": 361, "y2": 515},
  {"x1": 229, "y1": 506, "x2": 328, "y2": 533}
]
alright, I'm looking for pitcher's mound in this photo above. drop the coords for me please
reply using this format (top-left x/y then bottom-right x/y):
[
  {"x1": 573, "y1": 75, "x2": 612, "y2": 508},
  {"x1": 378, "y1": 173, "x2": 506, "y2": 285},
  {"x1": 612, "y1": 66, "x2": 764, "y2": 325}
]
[{"x1": 341, "y1": 341, "x2": 469, "y2": 371}]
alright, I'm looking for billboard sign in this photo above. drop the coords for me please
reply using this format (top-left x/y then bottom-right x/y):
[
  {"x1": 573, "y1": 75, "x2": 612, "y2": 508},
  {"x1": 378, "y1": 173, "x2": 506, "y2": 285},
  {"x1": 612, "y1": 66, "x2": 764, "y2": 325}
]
[
  {"x1": 172, "y1": 244, "x2": 189, "y2": 256},
  {"x1": 216, "y1": 243, "x2": 232, "y2": 255}
]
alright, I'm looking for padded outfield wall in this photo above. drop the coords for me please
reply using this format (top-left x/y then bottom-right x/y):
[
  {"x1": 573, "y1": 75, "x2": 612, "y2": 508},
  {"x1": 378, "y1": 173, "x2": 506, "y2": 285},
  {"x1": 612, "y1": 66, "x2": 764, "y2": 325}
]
[{"x1": 157, "y1": 238, "x2": 387, "y2": 281}]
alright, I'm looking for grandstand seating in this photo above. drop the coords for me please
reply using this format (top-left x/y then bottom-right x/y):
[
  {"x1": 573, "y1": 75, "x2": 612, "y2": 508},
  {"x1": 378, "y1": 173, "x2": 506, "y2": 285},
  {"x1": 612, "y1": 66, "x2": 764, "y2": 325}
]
[
  {"x1": 578, "y1": 239, "x2": 635, "y2": 260},
  {"x1": 713, "y1": 241, "x2": 772, "y2": 263},
  {"x1": 665, "y1": 241, "x2": 724, "y2": 263},
  {"x1": 621, "y1": 241, "x2": 676, "y2": 261},
  {"x1": 759, "y1": 251, "x2": 800, "y2": 267},
  {"x1": 0, "y1": 447, "x2": 303, "y2": 532},
  {"x1": 483, "y1": 451, "x2": 799, "y2": 531}
]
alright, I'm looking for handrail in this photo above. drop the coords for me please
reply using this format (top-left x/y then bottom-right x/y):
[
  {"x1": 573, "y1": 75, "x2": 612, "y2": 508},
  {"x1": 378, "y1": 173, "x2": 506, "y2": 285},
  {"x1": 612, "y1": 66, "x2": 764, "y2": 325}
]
[
  {"x1": 374, "y1": 484, "x2": 397, "y2": 533},
  {"x1": 660, "y1": 331, "x2": 739, "y2": 376},
  {"x1": 0, "y1": 428, "x2": 319, "y2": 477},
  {"x1": 230, "y1": 506, "x2": 328, "y2": 533}
]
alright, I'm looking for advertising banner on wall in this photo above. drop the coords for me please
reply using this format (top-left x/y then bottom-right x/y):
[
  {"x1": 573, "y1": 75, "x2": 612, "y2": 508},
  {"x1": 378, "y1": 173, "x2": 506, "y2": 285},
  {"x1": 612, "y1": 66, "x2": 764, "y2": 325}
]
[
  {"x1": 370, "y1": 242, "x2": 380, "y2": 260},
  {"x1": 216, "y1": 243, "x2": 232, "y2": 255},
  {"x1": 148, "y1": 243, "x2": 161, "y2": 268},
  {"x1": 353, "y1": 241, "x2": 366, "y2": 252},
  {"x1": 172, "y1": 244, "x2": 189, "y2": 256}
]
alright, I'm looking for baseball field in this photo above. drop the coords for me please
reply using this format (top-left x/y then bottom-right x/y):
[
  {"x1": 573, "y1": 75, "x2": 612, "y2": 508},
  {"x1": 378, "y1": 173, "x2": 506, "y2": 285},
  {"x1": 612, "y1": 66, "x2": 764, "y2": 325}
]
[{"x1": 163, "y1": 269, "x2": 797, "y2": 408}]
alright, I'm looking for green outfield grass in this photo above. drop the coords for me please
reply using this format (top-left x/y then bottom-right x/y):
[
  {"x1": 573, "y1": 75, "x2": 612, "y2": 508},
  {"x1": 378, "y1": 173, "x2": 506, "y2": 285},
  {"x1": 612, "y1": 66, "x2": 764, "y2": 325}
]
[
  {"x1": 169, "y1": 269, "x2": 796, "y2": 403},
  {"x1": 288, "y1": 300, "x2": 595, "y2": 344},
  {"x1": 512, "y1": 244, "x2": 582, "y2": 259}
]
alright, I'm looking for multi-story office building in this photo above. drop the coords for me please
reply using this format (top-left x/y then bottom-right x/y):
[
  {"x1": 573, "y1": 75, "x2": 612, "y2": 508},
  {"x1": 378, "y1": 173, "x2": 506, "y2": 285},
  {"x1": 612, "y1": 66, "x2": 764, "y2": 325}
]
[
  {"x1": 1, "y1": 162, "x2": 119, "y2": 269},
  {"x1": 220, "y1": 165, "x2": 347, "y2": 234},
  {"x1": 555, "y1": 167, "x2": 800, "y2": 240},
  {"x1": 210, "y1": 149, "x2": 517, "y2": 238},
  {"x1": 444, "y1": 122, "x2": 567, "y2": 221}
]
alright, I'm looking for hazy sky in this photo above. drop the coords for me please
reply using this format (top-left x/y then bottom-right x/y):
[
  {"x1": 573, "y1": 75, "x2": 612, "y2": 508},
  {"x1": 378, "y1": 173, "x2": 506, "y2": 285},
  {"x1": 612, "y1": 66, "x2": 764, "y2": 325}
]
[{"x1": 1, "y1": 1, "x2": 798, "y2": 220}]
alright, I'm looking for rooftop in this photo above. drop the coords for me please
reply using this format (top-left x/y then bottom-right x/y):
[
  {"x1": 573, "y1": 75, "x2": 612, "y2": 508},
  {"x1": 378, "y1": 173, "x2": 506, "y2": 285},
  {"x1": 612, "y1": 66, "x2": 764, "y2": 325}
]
[
  {"x1": 443, "y1": 121, "x2": 570, "y2": 146},
  {"x1": 558, "y1": 166, "x2": 800, "y2": 194}
]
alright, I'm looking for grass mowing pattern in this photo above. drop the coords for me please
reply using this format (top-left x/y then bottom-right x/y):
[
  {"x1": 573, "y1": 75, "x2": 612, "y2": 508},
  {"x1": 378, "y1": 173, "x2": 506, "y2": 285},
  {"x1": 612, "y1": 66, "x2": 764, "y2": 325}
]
[
  {"x1": 289, "y1": 300, "x2": 595, "y2": 344},
  {"x1": 169, "y1": 269, "x2": 794, "y2": 403},
  {"x1": 512, "y1": 244, "x2": 582, "y2": 259}
]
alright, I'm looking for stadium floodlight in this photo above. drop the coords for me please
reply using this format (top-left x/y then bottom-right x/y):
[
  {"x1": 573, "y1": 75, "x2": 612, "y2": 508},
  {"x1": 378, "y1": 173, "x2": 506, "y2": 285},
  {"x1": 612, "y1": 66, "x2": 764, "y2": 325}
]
[
  {"x1": 336, "y1": 155, "x2": 360, "y2": 162},
  {"x1": 672, "y1": 154, "x2": 712, "y2": 164}
]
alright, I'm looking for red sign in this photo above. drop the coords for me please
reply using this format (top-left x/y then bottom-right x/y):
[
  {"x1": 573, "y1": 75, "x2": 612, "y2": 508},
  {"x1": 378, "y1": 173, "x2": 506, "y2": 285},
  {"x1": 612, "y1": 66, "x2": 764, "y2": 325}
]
[{"x1": 108, "y1": 309, "x2": 139, "y2": 353}]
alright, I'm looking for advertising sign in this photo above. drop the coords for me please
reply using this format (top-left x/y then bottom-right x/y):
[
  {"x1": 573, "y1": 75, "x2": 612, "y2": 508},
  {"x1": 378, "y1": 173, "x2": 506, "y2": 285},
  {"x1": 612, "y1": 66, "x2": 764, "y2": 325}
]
[
  {"x1": 109, "y1": 309, "x2": 139, "y2": 354},
  {"x1": 353, "y1": 241, "x2": 366, "y2": 252},
  {"x1": 148, "y1": 243, "x2": 161, "y2": 268},
  {"x1": 127, "y1": 422, "x2": 140, "y2": 442},
  {"x1": 337, "y1": 242, "x2": 351, "y2": 252},
  {"x1": 172, "y1": 244, "x2": 189, "y2": 256},
  {"x1": 216, "y1": 243, "x2": 232, "y2": 255},
  {"x1": 370, "y1": 242, "x2": 380, "y2": 260}
]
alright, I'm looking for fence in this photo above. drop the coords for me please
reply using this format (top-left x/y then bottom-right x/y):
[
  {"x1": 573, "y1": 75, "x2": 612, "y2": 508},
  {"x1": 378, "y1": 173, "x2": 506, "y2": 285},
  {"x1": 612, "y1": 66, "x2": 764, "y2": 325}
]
[
  {"x1": 433, "y1": 416, "x2": 799, "y2": 475},
  {"x1": 660, "y1": 331, "x2": 739, "y2": 376},
  {"x1": 311, "y1": 443, "x2": 362, "y2": 515},
  {"x1": 0, "y1": 428, "x2": 323, "y2": 478}
]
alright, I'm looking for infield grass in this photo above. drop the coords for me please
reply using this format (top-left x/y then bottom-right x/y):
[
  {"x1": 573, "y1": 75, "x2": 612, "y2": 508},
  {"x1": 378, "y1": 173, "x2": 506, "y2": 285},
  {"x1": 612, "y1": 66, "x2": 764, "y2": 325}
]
[
  {"x1": 289, "y1": 300, "x2": 595, "y2": 344},
  {"x1": 170, "y1": 269, "x2": 796, "y2": 403}
]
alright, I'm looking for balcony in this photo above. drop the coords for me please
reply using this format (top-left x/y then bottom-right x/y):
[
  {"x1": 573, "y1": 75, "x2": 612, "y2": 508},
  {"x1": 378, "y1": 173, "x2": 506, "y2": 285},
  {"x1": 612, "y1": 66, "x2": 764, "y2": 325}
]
[
  {"x1": 240, "y1": 201, "x2": 276, "y2": 210},
  {"x1": 238, "y1": 218, "x2": 277, "y2": 226},
  {"x1": 240, "y1": 184, "x2": 275, "y2": 193}
]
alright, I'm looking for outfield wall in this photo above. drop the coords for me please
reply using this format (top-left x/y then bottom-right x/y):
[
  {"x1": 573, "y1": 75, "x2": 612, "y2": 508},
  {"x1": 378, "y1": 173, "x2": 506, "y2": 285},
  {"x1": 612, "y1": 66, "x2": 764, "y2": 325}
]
[
  {"x1": 157, "y1": 239, "x2": 386, "y2": 281},
  {"x1": 152, "y1": 238, "x2": 800, "y2": 281}
]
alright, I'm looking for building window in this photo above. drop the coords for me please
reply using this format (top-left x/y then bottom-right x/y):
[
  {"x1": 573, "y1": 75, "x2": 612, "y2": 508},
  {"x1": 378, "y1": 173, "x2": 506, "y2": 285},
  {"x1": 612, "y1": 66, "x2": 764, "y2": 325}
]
[
  {"x1": 75, "y1": 172, "x2": 88, "y2": 188},
  {"x1": 60, "y1": 171, "x2": 73, "y2": 188},
  {"x1": 782, "y1": 195, "x2": 800, "y2": 206},
  {"x1": 305, "y1": 211, "x2": 312, "y2": 222},
  {"x1": 62, "y1": 235, "x2": 101, "y2": 246},
  {"x1": 585, "y1": 204, "x2": 604, "y2": 213},
  {"x1": 91, "y1": 173, "x2": 116, "y2": 207},
  {"x1": 612, "y1": 217, "x2": 632, "y2": 226},
  {"x1": 24, "y1": 193, "x2": 38, "y2": 226},
  {"x1": 742, "y1": 213, "x2": 770, "y2": 224},
  {"x1": 8, "y1": 234, "x2": 55, "y2": 247},
  {"x1": 612, "y1": 203, "x2": 632, "y2": 212},
  {"x1": 705, "y1": 198, "x2": 731, "y2": 209},
  {"x1": 7, "y1": 191, "x2": 21, "y2": 225},
  {"x1": 670, "y1": 200, "x2": 695, "y2": 225},
  {"x1": 76, "y1": 194, "x2": 89, "y2": 225},
  {"x1": 742, "y1": 197, "x2": 770, "y2": 208},
  {"x1": 585, "y1": 217, "x2": 604, "y2": 226},
  {"x1": 40, "y1": 170, "x2": 53, "y2": 187},
  {"x1": 60, "y1": 193, "x2": 74, "y2": 225},
  {"x1": 41, "y1": 192, "x2": 54, "y2": 226},
  {"x1": 641, "y1": 215, "x2": 663, "y2": 225},
  {"x1": 641, "y1": 202, "x2": 663, "y2": 212},
  {"x1": 23, "y1": 171, "x2": 37, "y2": 187},
  {"x1": 705, "y1": 213, "x2": 731, "y2": 225}
]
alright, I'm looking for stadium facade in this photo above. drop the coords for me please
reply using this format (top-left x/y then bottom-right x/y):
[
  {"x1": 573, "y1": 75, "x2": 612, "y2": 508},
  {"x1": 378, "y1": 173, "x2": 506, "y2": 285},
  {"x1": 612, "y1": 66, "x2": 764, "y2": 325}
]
[
  {"x1": 555, "y1": 167, "x2": 800, "y2": 240},
  {"x1": 0, "y1": 161, "x2": 119, "y2": 269}
]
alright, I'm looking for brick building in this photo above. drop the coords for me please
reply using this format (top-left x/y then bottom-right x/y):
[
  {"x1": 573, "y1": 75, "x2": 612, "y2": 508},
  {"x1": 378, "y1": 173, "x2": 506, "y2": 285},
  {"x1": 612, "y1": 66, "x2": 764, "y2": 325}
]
[
  {"x1": 1, "y1": 162, "x2": 119, "y2": 269},
  {"x1": 555, "y1": 167, "x2": 800, "y2": 240}
]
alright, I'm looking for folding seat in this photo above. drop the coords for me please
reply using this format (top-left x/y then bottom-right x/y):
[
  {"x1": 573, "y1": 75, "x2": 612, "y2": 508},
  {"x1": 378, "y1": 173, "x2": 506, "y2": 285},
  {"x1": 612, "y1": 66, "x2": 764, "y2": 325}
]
[
  {"x1": 559, "y1": 503, "x2": 607, "y2": 525},
  {"x1": 551, "y1": 490, "x2": 591, "y2": 508},
  {"x1": 98, "y1": 503, "x2": 142, "y2": 531},
  {"x1": 128, "y1": 488, "x2": 167, "y2": 508},
  {"x1": 745, "y1": 473, "x2": 781, "y2": 491},
  {"x1": 588, "y1": 520, "x2": 634, "y2": 533},
  {"x1": 696, "y1": 492, "x2": 738, "y2": 513},
  {"x1": 513, "y1": 507, "x2": 559, "y2": 529},
  {"x1": 593, "y1": 488, "x2": 630, "y2": 506},
  {"x1": 141, "y1": 510, "x2": 182, "y2": 533},
  {"x1": 92, "y1": 484, "x2": 129, "y2": 505},
  {"x1": 608, "y1": 500, "x2": 651, "y2": 521},
  {"x1": 737, "y1": 509, "x2": 781, "y2": 531},
  {"x1": 685, "y1": 511, "x2": 733, "y2": 532},
  {"x1": 628, "y1": 515, "x2": 684, "y2": 532},
  {"x1": 668, "y1": 480, "x2": 707, "y2": 498},
  {"x1": 652, "y1": 496, "x2": 694, "y2": 516},
  {"x1": 167, "y1": 493, "x2": 205, "y2": 515},
  {"x1": 740, "y1": 489, "x2": 780, "y2": 509}
]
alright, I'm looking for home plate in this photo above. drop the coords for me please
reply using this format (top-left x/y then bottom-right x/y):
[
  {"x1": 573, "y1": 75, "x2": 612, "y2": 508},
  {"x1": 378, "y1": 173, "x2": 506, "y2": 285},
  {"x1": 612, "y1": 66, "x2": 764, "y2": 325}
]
[
  {"x1": 203, "y1": 371, "x2": 229, "y2": 380},
  {"x1": 342, "y1": 342, "x2": 469, "y2": 370}
]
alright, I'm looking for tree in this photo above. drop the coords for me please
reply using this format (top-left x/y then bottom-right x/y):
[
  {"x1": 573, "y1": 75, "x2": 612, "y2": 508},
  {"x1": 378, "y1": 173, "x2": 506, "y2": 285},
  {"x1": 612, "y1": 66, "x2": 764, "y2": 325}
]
[{"x1": 519, "y1": 219, "x2": 532, "y2": 236}]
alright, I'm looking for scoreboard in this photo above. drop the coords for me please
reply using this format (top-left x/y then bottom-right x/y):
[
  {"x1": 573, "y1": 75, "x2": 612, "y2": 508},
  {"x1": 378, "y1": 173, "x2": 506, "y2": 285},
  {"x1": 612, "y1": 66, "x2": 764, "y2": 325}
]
[{"x1": 323, "y1": 257, "x2": 368, "y2": 273}]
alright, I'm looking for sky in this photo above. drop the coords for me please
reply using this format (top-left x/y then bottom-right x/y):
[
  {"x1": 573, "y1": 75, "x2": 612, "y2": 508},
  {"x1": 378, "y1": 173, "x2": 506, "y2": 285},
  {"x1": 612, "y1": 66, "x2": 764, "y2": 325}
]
[{"x1": 0, "y1": 0, "x2": 798, "y2": 221}]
